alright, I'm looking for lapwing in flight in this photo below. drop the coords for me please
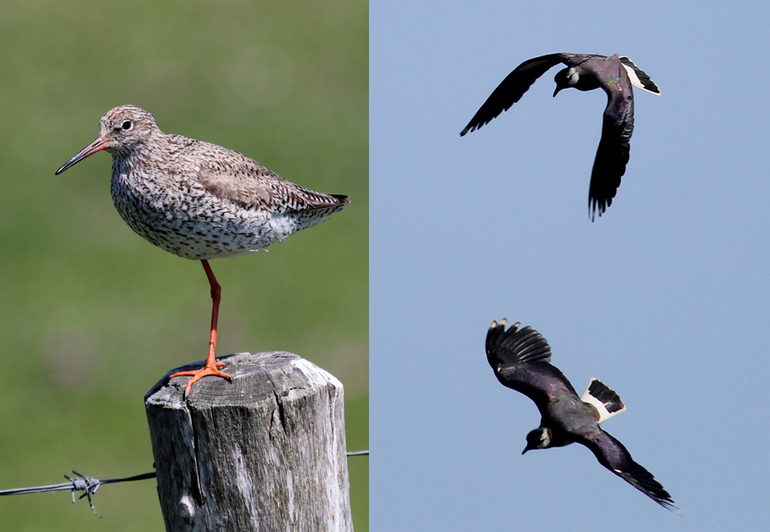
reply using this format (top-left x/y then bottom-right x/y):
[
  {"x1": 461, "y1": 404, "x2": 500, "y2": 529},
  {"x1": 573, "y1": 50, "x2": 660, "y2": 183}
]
[
  {"x1": 485, "y1": 319, "x2": 675, "y2": 510},
  {"x1": 461, "y1": 53, "x2": 660, "y2": 220}
]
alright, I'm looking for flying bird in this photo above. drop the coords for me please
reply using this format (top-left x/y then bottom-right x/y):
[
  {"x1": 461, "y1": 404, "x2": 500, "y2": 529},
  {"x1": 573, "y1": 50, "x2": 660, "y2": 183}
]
[
  {"x1": 485, "y1": 319, "x2": 676, "y2": 510},
  {"x1": 461, "y1": 53, "x2": 660, "y2": 220},
  {"x1": 56, "y1": 105, "x2": 348, "y2": 396}
]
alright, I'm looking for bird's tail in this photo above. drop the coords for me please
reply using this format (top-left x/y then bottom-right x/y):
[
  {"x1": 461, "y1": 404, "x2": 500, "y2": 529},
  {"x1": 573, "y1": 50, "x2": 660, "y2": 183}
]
[
  {"x1": 619, "y1": 56, "x2": 661, "y2": 95},
  {"x1": 581, "y1": 378, "x2": 626, "y2": 423}
]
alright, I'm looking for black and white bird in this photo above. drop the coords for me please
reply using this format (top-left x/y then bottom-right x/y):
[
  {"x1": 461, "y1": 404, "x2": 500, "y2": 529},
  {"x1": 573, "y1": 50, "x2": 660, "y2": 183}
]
[
  {"x1": 461, "y1": 53, "x2": 660, "y2": 220},
  {"x1": 485, "y1": 319, "x2": 676, "y2": 510}
]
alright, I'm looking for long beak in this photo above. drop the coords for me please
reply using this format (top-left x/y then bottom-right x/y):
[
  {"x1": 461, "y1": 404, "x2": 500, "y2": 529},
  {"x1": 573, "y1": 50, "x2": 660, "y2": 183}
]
[
  {"x1": 55, "y1": 136, "x2": 109, "y2": 175},
  {"x1": 552, "y1": 86, "x2": 562, "y2": 97},
  {"x1": 521, "y1": 446, "x2": 529, "y2": 455}
]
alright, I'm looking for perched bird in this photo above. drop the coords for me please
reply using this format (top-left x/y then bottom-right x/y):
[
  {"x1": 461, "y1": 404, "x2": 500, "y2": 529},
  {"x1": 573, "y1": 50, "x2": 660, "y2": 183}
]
[
  {"x1": 461, "y1": 53, "x2": 660, "y2": 220},
  {"x1": 485, "y1": 319, "x2": 676, "y2": 510},
  {"x1": 56, "y1": 105, "x2": 348, "y2": 396}
]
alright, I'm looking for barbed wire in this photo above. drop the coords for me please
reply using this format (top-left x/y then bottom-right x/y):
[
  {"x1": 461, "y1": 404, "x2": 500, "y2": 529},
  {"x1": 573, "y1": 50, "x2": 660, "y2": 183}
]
[
  {"x1": 0, "y1": 450, "x2": 368, "y2": 517},
  {"x1": 0, "y1": 471, "x2": 155, "y2": 517}
]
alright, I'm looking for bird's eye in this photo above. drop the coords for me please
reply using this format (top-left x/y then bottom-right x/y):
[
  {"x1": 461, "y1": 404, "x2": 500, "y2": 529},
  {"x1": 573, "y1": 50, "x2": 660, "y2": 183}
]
[{"x1": 120, "y1": 120, "x2": 133, "y2": 131}]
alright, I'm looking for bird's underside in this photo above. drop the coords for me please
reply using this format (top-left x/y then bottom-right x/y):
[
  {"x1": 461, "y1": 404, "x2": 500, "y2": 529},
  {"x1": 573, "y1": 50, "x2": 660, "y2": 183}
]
[
  {"x1": 485, "y1": 319, "x2": 675, "y2": 510},
  {"x1": 461, "y1": 53, "x2": 660, "y2": 220}
]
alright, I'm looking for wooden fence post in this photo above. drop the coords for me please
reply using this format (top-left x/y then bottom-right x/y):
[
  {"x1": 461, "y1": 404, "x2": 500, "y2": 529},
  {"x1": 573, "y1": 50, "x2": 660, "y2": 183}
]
[{"x1": 145, "y1": 351, "x2": 353, "y2": 531}]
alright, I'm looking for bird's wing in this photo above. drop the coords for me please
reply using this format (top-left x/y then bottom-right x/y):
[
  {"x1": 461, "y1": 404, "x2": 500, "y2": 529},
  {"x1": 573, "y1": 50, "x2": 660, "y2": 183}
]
[
  {"x1": 486, "y1": 319, "x2": 552, "y2": 367},
  {"x1": 486, "y1": 320, "x2": 581, "y2": 412},
  {"x1": 588, "y1": 64, "x2": 634, "y2": 220},
  {"x1": 580, "y1": 429, "x2": 677, "y2": 511},
  {"x1": 188, "y1": 140, "x2": 348, "y2": 213},
  {"x1": 619, "y1": 56, "x2": 661, "y2": 95},
  {"x1": 460, "y1": 53, "x2": 567, "y2": 136}
]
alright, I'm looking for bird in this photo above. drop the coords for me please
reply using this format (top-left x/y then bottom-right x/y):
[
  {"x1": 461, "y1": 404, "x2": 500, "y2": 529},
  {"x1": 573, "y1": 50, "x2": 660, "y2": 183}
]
[
  {"x1": 485, "y1": 319, "x2": 676, "y2": 510},
  {"x1": 56, "y1": 105, "x2": 349, "y2": 396},
  {"x1": 461, "y1": 53, "x2": 660, "y2": 220}
]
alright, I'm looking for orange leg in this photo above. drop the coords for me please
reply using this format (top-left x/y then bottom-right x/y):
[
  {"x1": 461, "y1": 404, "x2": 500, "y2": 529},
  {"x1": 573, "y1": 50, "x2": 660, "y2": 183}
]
[{"x1": 169, "y1": 259, "x2": 232, "y2": 396}]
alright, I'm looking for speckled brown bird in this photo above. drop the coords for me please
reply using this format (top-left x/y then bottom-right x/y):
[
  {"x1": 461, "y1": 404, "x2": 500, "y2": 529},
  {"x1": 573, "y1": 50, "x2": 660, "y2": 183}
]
[{"x1": 56, "y1": 105, "x2": 348, "y2": 396}]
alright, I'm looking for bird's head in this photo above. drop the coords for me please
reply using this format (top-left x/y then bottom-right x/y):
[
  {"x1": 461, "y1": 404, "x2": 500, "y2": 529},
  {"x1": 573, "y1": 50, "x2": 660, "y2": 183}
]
[
  {"x1": 552, "y1": 67, "x2": 578, "y2": 97},
  {"x1": 56, "y1": 105, "x2": 161, "y2": 174},
  {"x1": 522, "y1": 427, "x2": 552, "y2": 454}
]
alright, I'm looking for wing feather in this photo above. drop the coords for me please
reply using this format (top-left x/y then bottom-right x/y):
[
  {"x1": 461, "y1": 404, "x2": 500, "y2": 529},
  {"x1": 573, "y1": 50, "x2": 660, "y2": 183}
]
[
  {"x1": 460, "y1": 54, "x2": 566, "y2": 136},
  {"x1": 588, "y1": 65, "x2": 634, "y2": 220},
  {"x1": 580, "y1": 429, "x2": 677, "y2": 510}
]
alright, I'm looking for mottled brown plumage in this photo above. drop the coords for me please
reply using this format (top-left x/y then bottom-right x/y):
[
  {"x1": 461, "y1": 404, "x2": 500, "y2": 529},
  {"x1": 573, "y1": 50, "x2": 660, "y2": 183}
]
[{"x1": 56, "y1": 105, "x2": 348, "y2": 395}]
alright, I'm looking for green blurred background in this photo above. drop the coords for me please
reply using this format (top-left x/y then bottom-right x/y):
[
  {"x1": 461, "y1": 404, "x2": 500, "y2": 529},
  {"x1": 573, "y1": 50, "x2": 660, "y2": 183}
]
[{"x1": 0, "y1": 1, "x2": 367, "y2": 530}]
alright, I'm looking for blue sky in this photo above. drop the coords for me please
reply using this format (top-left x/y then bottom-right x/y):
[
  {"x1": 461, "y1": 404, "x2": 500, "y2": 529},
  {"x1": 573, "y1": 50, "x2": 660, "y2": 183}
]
[{"x1": 370, "y1": 1, "x2": 770, "y2": 529}]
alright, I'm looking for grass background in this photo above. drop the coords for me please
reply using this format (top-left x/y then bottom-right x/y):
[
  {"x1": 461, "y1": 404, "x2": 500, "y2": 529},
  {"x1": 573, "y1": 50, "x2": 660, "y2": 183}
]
[{"x1": 0, "y1": 1, "x2": 368, "y2": 530}]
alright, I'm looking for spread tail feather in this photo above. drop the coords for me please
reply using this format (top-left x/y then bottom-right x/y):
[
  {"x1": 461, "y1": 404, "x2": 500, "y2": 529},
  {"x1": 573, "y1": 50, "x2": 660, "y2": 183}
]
[
  {"x1": 581, "y1": 378, "x2": 626, "y2": 423},
  {"x1": 620, "y1": 56, "x2": 661, "y2": 95}
]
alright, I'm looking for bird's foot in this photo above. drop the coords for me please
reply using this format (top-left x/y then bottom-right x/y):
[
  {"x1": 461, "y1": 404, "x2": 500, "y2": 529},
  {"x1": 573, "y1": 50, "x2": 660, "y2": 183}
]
[{"x1": 170, "y1": 360, "x2": 231, "y2": 397}]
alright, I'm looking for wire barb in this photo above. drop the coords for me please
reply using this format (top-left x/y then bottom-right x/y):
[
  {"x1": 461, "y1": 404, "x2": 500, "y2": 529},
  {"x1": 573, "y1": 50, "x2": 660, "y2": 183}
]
[
  {"x1": 64, "y1": 471, "x2": 102, "y2": 517},
  {"x1": 0, "y1": 470, "x2": 157, "y2": 517},
  {"x1": 0, "y1": 457, "x2": 364, "y2": 517}
]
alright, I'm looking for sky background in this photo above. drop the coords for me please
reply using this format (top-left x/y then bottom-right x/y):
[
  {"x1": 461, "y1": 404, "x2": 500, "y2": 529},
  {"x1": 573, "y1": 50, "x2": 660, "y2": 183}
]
[{"x1": 371, "y1": 1, "x2": 770, "y2": 530}]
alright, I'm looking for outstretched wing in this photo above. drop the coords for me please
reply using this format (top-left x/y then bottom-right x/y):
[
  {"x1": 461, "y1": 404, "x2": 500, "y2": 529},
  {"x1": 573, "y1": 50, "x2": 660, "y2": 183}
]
[
  {"x1": 588, "y1": 64, "x2": 634, "y2": 221},
  {"x1": 460, "y1": 53, "x2": 567, "y2": 136},
  {"x1": 486, "y1": 319, "x2": 552, "y2": 368},
  {"x1": 486, "y1": 319, "x2": 580, "y2": 412},
  {"x1": 580, "y1": 429, "x2": 677, "y2": 511}
]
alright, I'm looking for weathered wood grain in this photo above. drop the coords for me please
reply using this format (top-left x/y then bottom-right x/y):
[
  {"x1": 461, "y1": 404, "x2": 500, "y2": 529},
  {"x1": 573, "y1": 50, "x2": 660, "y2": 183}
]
[{"x1": 145, "y1": 352, "x2": 352, "y2": 531}]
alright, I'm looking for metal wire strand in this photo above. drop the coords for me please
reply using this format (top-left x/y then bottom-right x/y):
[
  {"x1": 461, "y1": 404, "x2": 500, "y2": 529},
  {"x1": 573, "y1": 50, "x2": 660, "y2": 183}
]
[
  {"x1": 0, "y1": 451, "x2": 366, "y2": 517},
  {"x1": 0, "y1": 471, "x2": 157, "y2": 517}
]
